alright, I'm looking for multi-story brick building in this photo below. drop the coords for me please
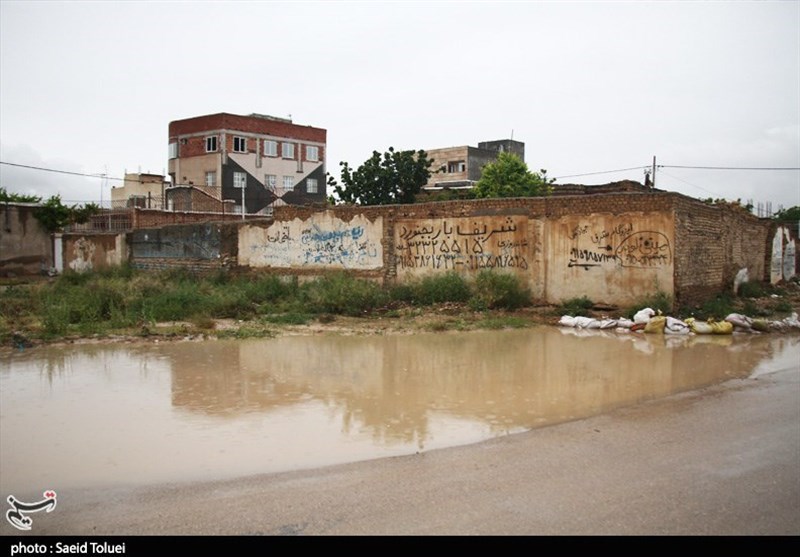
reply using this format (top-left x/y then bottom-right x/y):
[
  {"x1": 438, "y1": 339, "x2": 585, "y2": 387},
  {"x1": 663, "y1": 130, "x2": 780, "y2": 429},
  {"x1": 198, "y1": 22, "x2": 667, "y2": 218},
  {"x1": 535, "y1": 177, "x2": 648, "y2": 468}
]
[
  {"x1": 168, "y1": 113, "x2": 327, "y2": 214},
  {"x1": 423, "y1": 139, "x2": 525, "y2": 191}
]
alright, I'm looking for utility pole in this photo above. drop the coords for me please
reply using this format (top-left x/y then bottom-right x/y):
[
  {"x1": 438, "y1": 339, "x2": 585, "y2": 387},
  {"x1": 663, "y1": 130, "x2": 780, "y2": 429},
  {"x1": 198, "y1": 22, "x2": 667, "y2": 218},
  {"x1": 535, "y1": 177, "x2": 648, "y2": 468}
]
[{"x1": 651, "y1": 156, "x2": 657, "y2": 189}]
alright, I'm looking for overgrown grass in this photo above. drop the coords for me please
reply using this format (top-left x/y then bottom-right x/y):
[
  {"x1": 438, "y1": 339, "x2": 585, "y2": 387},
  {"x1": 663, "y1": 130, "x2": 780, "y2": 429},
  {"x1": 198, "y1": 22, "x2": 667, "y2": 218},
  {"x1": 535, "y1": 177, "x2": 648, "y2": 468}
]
[
  {"x1": 738, "y1": 280, "x2": 766, "y2": 299},
  {"x1": 299, "y1": 272, "x2": 388, "y2": 316},
  {"x1": 629, "y1": 291, "x2": 673, "y2": 317},
  {"x1": 479, "y1": 316, "x2": 531, "y2": 330},
  {"x1": 409, "y1": 272, "x2": 472, "y2": 305},
  {"x1": 692, "y1": 293, "x2": 738, "y2": 321},
  {"x1": 558, "y1": 296, "x2": 594, "y2": 316},
  {"x1": 469, "y1": 271, "x2": 531, "y2": 310},
  {"x1": 2, "y1": 265, "x2": 794, "y2": 344}
]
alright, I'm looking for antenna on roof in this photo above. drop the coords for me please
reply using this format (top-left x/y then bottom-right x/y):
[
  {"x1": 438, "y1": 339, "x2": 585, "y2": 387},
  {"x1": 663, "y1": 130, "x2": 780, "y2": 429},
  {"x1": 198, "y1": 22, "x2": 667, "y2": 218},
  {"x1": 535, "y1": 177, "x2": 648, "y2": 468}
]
[{"x1": 510, "y1": 129, "x2": 514, "y2": 140}]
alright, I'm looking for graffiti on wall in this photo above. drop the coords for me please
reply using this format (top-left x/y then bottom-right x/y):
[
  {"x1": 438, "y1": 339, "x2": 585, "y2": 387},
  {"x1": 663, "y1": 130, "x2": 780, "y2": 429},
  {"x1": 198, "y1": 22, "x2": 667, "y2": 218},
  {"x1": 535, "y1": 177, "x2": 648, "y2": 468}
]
[
  {"x1": 240, "y1": 214, "x2": 383, "y2": 270},
  {"x1": 394, "y1": 217, "x2": 529, "y2": 273},
  {"x1": 567, "y1": 221, "x2": 672, "y2": 270}
]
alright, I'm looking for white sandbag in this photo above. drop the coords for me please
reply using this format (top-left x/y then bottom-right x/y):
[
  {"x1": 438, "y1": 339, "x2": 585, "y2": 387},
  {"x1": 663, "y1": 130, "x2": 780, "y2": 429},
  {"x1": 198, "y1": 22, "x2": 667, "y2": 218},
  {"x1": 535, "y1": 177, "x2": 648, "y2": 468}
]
[
  {"x1": 559, "y1": 315, "x2": 578, "y2": 327},
  {"x1": 783, "y1": 312, "x2": 800, "y2": 330},
  {"x1": 665, "y1": 316, "x2": 691, "y2": 335},
  {"x1": 633, "y1": 308, "x2": 656, "y2": 324},
  {"x1": 725, "y1": 313, "x2": 753, "y2": 331},
  {"x1": 615, "y1": 318, "x2": 634, "y2": 329},
  {"x1": 573, "y1": 316, "x2": 600, "y2": 329},
  {"x1": 598, "y1": 319, "x2": 618, "y2": 329}
]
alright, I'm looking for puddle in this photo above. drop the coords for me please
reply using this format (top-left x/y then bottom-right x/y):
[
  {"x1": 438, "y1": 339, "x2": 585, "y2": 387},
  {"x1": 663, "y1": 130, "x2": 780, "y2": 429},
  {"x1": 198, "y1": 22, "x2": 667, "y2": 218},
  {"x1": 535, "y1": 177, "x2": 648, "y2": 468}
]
[{"x1": 1, "y1": 328, "x2": 797, "y2": 493}]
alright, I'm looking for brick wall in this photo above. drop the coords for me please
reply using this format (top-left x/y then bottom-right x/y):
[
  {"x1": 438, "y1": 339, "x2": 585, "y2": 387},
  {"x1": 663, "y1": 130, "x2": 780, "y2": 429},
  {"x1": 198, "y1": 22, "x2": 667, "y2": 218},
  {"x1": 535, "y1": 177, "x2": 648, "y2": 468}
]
[
  {"x1": 672, "y1": 197, "x2": 772, "y2": 307},
  {"x1": 124, "y1": 191, "x2": 775, "y2": 308}
]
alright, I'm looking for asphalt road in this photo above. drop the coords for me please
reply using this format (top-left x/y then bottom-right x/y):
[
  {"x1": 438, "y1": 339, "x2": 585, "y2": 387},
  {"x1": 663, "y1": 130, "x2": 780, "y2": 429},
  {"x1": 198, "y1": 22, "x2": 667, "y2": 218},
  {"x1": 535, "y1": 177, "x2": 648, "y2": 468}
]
[{"x1": 6, "y1": 362, "x2": 799, "y2": 536}]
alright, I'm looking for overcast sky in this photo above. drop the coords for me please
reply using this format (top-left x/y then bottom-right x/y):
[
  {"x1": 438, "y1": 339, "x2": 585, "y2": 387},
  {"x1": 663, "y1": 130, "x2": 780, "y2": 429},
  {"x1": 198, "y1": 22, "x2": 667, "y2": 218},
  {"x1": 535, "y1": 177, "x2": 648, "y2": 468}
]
[{"x1": 1, "y1": 0, "x2": 798, "y2": 213}]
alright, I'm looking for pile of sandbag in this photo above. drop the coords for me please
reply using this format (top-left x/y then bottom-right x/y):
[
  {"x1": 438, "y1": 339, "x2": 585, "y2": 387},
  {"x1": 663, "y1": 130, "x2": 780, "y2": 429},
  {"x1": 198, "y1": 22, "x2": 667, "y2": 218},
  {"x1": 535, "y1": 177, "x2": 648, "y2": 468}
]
[{"x1": 557, "y1": 308, "x2": 800, "y2": 335}]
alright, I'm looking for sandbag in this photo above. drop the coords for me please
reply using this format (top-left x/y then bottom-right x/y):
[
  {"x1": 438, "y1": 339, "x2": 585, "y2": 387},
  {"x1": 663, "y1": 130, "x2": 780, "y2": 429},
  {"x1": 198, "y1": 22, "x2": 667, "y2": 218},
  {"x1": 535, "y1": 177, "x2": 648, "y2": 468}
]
[
  {"x1": 643, "y1": 315, "x2": 666, "y2": 334},
  {"x1": 633, "y1": 308, "x2": 656, "y2": 324},
  {"x1": 616, "y1": 318, "x2": 634, "y2": 329},
  {"x1": 725, "y1": 313, "x2": 753, "y2": 331},
  {"x1": 708, "y1": 320, "x2": 733, "y2": 335},
  {"x1": 559, "y1": 315, "x2": 577, "y2": 327},
  {"x1": 686, "y1": 318, "x2": 713, "y2": 334},
  {"x1": 665, "y1": 316, "x2": 690, "y2": 335},
  {"x1": 751, "y1": 319, "x2": 771, "y2": 332},
  {"x1": 578, "y1": 317, "x2": 601, "y2": 329}
]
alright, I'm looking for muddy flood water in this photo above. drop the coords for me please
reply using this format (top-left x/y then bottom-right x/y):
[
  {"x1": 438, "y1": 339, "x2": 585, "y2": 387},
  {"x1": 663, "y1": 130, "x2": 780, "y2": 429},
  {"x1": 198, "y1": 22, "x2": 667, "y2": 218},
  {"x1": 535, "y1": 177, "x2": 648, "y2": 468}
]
[{"x1": 2, "y1": 327, "x2": 798, "y2": 494}]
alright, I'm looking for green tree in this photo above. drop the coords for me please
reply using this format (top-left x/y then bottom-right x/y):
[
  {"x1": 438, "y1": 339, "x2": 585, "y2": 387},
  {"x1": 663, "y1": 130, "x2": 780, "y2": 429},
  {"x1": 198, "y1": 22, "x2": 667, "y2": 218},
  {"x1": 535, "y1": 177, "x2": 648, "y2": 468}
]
[
  {"x1": 328, "y1": 147, "x2": 434, "y2": 206},
  {"x1": 0, "y1": 187, "x2": 42, "y2": 203},
  {"x1": 774, "y1": 206, "x2": 800, "y2": 222},
  {"x1": 473, "y1": 152, "x2": 553, "y2": 198},
  {"x1": 31, "y1": 195, "x2": 100, "y2": 232}
]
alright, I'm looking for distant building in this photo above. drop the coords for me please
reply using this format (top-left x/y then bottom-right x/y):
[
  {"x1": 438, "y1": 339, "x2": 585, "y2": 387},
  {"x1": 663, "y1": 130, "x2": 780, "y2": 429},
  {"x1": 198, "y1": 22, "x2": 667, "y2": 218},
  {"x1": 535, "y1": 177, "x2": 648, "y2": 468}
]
[
  {"x1": 423, "y1": 139, "x2": 525, "y2": 190},
  {"x1": 168, "y1": 112, "x2": 327, "y2": 215},
  {"x1": 110, "y1": 173, "x2": 168, "y2": 209}
]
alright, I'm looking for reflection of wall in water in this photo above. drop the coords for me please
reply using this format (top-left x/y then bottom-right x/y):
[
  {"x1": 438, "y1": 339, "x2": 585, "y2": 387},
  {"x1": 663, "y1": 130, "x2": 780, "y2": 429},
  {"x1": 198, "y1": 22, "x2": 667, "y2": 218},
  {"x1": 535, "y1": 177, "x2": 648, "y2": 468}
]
[
  {"x1": 164, "y1": 331, "x2": 773, "y2": 444},
  {"x1": 169, "y1": 341, "x2": 306, "y2": 416}
]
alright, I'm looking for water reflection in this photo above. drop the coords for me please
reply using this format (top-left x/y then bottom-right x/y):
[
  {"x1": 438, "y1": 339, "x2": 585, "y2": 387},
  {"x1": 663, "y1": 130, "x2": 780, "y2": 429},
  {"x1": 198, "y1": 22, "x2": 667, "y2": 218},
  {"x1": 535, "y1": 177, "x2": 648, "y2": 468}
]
[{"x1": 1, "y1": 329, "x2": 797, "y2": 493}]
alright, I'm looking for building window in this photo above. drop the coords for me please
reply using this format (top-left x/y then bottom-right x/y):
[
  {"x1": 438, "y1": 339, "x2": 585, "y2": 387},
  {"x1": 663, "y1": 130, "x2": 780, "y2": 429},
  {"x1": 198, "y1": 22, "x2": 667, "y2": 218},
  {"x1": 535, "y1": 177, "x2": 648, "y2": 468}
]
[
  {"x1": 282, "y1": 142, "x2": 295, "y2": 159},
  {"x1": 264, "y1": 140, "x2": 278, "y2": 157},
  {"x1": 205, "y1": 136, "x2": 218, "y2": 152},
  {"x1": 447, "y1": 161, "x2": 466, "y2": 173},
  {"x1": 265, "y1": 174, "x2": 277, "y2": 190},
  {"x1": 233, "y1": 136, "x2": 247, "y2": 153},
  {"x1": 306, "y1": 178, "x2": 318, "y2": 194},
  {"x1": 233, "y1": 171, "x2": 247, "y2": 189},
  {"x1": 205, "y1": 171, "x2": 216, "y2": 187},
  {"x1": 168, "y1": 142, "x2": 178, "y2": 159},
  {"x1": 282, "y1": 176, "x2": 294, "y2": 189},
  {"x1": 306, "y1": 145, "x2": 319, "y2": 162}
]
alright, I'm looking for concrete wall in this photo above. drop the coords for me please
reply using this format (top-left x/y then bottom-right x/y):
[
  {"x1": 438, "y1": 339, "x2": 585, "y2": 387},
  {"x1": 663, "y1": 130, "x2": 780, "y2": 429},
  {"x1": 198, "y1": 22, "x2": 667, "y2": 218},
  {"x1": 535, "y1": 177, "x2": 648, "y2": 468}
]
[
  {"x1": 129, "y1": 222, "x2": 238, "y2": 273},
  {"x1": 62, "y1": 233, "x2": 127, "y2": 273},
  {"x1": 544, "y1": 212, "x2": 675, "y2": 306},
  {"x1": 118, "y1": 191, "x2": 776, "y2": 308},
  {"x1": 0, "y1": 203, "x2": 52, "y2": 276},
  {"x1": 239, "y1": 212, "x2": 383, "y2": 271},
  {"x1": 394, "y1": 214, "x2": 533, "y2": 286}
]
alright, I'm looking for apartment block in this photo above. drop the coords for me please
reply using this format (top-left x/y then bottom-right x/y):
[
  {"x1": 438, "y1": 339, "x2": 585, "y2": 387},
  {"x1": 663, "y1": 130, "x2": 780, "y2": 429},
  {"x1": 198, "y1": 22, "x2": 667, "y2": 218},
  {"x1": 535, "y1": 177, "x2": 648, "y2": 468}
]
[
  {"x1": 424, "y1": 139, "x2": 525, "y2": 190},
  {"x1": 168, "y1": 113, "x2": 327, "y2": 214}
]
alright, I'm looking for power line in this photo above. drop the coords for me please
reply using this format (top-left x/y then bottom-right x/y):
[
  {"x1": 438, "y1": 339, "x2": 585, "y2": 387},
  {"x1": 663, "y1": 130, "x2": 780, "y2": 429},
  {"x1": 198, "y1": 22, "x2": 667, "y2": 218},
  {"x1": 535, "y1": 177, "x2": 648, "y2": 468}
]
[
  {"x1": 553, "y1": 166, "x2": 648, "y2": 180},
  {"x1": 657, "y1": 169, "x2": 723, "y2": 197},
  {"x1": 0, "y1": 161, "x2": 124, "y2": 181},
  {"x1": 659, "y1": 164, "x2": 800, "y2": 171}
]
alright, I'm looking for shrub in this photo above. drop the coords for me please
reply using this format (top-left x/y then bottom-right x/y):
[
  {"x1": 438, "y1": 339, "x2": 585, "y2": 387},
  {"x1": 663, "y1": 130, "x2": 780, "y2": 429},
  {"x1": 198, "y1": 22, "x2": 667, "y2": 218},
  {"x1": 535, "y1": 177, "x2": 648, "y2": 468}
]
[
  {"x1": 412, "y1": 272, "x2": 471, "y2": 305},
  {"x1": 558, "y1": 296, "x2": 593, "y2": 316},
  {"x1": 695, "y1": 294, "x2": 736, "y2": 320},
  {"x1": 738, "y1": 281, "x2": 766, "y2": 299},
  {"x1": 629, "y1": 291, "x2": 673, "y2": 317},
  {"x1": 470, "y1": 271, "x2": 530, "y2": 310},
  {"x1": 300, "y1": 273, "x2": 388, "y2": 316}
]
